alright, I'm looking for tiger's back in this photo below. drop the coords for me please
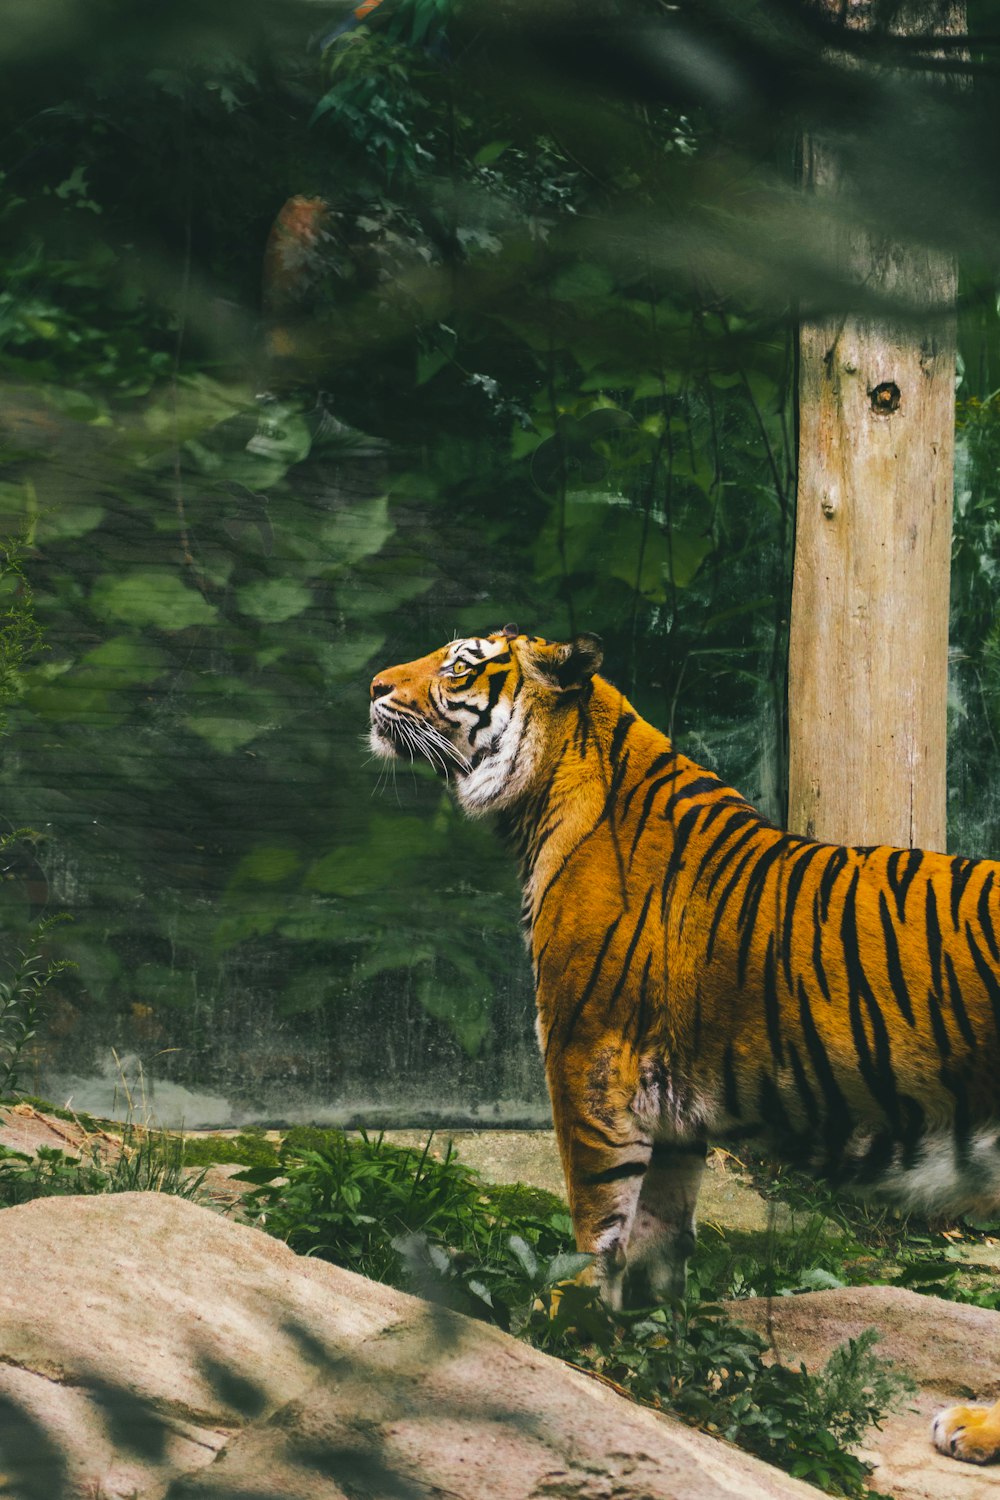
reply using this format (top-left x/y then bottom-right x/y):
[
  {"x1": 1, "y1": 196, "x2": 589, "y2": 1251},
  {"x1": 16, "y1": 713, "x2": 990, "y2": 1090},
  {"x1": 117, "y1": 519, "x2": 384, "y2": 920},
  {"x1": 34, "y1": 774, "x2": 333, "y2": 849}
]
[{"x1": 529, "y1": 724, "x2": 1000, "y2": 1212}]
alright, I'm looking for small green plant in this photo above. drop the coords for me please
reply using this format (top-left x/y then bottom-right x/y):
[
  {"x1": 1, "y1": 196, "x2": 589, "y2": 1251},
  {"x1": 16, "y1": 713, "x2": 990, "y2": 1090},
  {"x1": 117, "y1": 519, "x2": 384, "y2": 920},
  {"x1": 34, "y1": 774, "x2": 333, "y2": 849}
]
[
  {"x1": 0, "y1": 925, "x2": 73, "y2": 1095},
  {"x1": 0, "y1": 535, "x2": 42, "y2": 737}
]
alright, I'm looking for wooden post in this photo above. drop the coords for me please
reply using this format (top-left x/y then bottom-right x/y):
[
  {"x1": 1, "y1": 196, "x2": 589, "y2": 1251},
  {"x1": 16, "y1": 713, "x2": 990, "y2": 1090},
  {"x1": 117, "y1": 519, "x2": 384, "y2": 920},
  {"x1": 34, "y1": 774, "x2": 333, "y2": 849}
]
[{"x1": 787, "y1": 4, "x2": 961, "y2": 852}]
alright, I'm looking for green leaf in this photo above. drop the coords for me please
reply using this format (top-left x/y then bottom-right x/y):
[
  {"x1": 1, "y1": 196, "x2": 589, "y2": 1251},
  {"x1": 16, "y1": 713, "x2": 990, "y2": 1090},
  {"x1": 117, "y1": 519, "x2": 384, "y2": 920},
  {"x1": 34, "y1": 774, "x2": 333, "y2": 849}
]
[
  {"x1": 543, "y1": 1251, "x2": 593, "y2": 1286},
  {"x1": 230, "y1": 847, "x2": 302, "y2": 885},
  {"x1": 80, "y1": 637, "x2": 166, "y2": 685},
  {"x1": 236, "y1": 577, "x2": 313, "y2": 624},
  {"x1": 535, "y1": 490, "x2": 713, "y2": 598},
  {"x1": 550, "y1": 263, "x2": 614, "y2": 303},
  {"x1": 311, "y1": 632, "x2": 385, "y2": 682},
  {"x1": 183, "y1": 714, "x2": 263, "y2": 754},
  {"x1": 318, "y1": 495, "x2": 394, "y2": 567},
  {"x1": 508, "y1": 1234, "x2": 539, "y2": 1280},
  {"x1": 90, "y1": 571, "x2": 217, "y2": 630},
  {"x1": 474, "y1": 140, "x2": 511, "y2": 166},
  {"x1": 415, "y1": 973, "x2": 490, "y2": 1056}
]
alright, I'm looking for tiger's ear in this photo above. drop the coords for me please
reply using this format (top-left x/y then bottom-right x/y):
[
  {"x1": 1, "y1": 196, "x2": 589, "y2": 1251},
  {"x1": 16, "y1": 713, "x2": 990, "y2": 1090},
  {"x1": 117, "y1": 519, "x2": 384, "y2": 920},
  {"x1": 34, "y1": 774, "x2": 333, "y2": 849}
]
[{"x1": 526, "y1": 633, "x2": 603, "y2": 691}]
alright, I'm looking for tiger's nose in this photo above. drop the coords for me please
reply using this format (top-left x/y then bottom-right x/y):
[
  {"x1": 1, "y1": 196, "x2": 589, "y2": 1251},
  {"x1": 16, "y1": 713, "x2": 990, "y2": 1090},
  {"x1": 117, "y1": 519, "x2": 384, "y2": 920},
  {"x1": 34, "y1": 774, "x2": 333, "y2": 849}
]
[{"x1": 370, "y1": 677, "x2": 394, "y2": 701}]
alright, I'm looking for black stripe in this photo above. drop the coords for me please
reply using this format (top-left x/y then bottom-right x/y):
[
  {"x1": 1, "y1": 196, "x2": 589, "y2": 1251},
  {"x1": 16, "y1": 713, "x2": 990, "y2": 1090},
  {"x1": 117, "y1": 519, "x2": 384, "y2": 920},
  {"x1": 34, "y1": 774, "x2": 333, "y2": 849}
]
[
  {"x1": 704, "y1": 821, "x2": 762, "y2": 898},
  {"x1": 926, "y1": 983, "x2": 951, "y2": 1058},
  {"x1": 779, "y1": 842, "x2": 826, "y2": 989},
  {"x1": 817, "y1": 846, "x2": 849, "y2": 923},
  {"x1": 604, "y1": 885, "x2": 655, "y2": 1015},
  {"x1": 650, "y1": 1138, "x2": 708, "y2": 1162},
  {"x1": 594, "y1": 1211, "x2": 627, "y2": 1234},
  {"x1": 851, "y1": 1131, "x2": 895, "y2": 1186},
  {"x1": 943, "y1": 950, "x2": 976, "y2": 1048},
  {"x1": 628, "y1": 950, "x2": 655, "y2": 1048},
  {"x1": 581, "y1": 1119, "x2": 638, "y2": 1151},
  {"x1": 950, "y1": 857, "x2": 977, "y2": 931},
  {"x1": 660, "y1": 803, "x2": 702, "y2": 914},
  {"x1": 549, "y1": 913, "x2": 625, "y2": 1058},
  {"x1": 786, "y1": 1040, "x2": 819, "y2": 1126},
  {"x1": 964, "y1": 921, "x2": 1000, "y2": 1039},
  {"x1": 977, "y1": 870, "x2": 1000, "y2": 963},
  {"x1": 736, "y1": 836, "x2": 796, "y2": 987},
  {"x1": 885, "y1": 850, "x2": 906, "y2": 923},
  {"x1": 690, "y1": 807, "x2": 758, "y2": 889},
  {"x1": 926, "y1": 879, "x2": 943, "y2": 1001},
  {"x1": 705, "y1": 839, "x2": 763, "y2": 961},
  {"x1": 573, "y1": 699, "x2": 590, "y2": 756},
  {"x1": 597, "y1": 748, "x2": 632, "y2": 827},
  {"x1": 723, "y1": 1043, "x2": 741, "y2": 1118},
  {"x1": 877, "y1": 889, "x2": 915, "y2": 1025},
  {"x1": 534, "y1": 821, "x2": 606, "y2": 919},
  {"x1": 757, "y1": 1072, "x2": 793, "y2": 1134},
  {"x1": 454, "y1": 667, "x2": 509, "y2": 743},
  {"x1": 610, "y1": 711, "x2": 636, "y2": 765},
  {"x1": 699, "y1": 793, "x2": 749, "y2": 833},
  {"x1": 841, "y1": 867, "x2": 898, "y2": 1123},
  {"x1": 811, "y1": 890, "x2": 832, "y2": 1004},
  {"x1": 889, "y1": 848, "x2": 924, "y2": 924},
  {"x1": 797, "y1": 976, "x2": 851, "y2": 1136},
  {"x1": 899, "y1": 1094, "x2": 927, "y2": 1170},
  {"x1": 580, "y1": 1158, "x2": 649, "y2": 1186},
  {"x1": 940, "y1": 1066, "x2": 973, "y2": 1168},
  {"x1": 761, "y1": 932, "x2": 784, "y2": 1066},
  {"x1": 620, "y1": 750, "x2": 677, "y2": 819},
  {"x1": 628, "y1": 772, "x2": 683, "y2": 861},
  {"x1": 661, "y1": 775, "x2": 722, "y2": 822}
]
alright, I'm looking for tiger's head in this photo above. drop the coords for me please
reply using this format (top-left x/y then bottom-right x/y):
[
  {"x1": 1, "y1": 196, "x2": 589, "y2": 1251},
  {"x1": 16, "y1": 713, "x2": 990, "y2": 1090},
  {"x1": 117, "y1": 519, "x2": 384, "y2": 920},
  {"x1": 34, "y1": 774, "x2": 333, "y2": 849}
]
[{"x1": 369, "y1": 625, "x2": 603, "y2": 814}]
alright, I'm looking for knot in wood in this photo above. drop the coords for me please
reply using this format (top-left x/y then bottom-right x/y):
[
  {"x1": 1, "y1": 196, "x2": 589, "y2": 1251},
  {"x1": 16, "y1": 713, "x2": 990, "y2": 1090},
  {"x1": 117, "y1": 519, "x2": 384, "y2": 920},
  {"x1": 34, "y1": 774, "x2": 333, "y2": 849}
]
[{"x1": 870, "y1": 381, "x2": 901, "y2": 415}]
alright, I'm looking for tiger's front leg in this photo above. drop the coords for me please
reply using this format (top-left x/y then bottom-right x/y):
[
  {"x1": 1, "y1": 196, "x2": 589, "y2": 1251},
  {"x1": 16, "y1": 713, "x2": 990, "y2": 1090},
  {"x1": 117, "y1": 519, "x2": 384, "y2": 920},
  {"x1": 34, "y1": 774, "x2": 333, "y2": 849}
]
[
  {"x1": 547, "y1": 1050, "x2": 652, "y2": 1310},
  {"x1": 624, "y1": 1138, "x2": 707, "y2": 1304}
]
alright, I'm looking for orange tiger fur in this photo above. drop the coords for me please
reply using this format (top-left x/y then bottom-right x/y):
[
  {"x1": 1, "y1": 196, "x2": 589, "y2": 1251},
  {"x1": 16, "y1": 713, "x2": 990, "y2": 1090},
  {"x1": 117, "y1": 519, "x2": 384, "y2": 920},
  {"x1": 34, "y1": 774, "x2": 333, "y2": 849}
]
[{"x1": 369, "y1": 626, "x2": 1000, "y2": 1464}]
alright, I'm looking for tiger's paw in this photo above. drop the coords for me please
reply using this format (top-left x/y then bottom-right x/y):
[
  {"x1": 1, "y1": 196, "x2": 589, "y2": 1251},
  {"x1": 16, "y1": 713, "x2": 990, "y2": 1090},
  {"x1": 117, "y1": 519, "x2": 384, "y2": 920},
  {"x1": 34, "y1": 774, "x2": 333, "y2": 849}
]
[{"x1": 932, "y1": 1400, "x2": 1000, "y2": 1463}]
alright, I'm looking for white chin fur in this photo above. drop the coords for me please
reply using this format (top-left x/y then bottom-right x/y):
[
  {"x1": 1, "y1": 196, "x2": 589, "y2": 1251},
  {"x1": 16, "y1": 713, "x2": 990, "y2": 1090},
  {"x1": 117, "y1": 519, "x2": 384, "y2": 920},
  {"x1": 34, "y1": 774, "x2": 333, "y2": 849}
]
[
  {"x1": 370, "y1": 702, "x2": 534, "y2": 815},
  {"x1": 369, "y1": 722, "x2": 398, "y2": 759}
]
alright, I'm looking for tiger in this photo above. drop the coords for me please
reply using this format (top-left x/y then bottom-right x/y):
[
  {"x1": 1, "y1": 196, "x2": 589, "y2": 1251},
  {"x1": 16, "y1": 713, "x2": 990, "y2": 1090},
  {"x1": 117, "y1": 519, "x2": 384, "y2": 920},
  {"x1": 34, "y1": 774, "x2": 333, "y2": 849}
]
[{"x1": 369, "y1": 624, "x2": 1000, "y2": 1465}]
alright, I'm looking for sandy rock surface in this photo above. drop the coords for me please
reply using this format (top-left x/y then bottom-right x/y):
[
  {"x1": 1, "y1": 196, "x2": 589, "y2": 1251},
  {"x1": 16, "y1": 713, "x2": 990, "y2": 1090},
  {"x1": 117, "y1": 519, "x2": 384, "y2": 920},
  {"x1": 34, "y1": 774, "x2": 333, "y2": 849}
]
[{"x1": 0, "y1": 1193, "x2": 819, "y2": 1500}]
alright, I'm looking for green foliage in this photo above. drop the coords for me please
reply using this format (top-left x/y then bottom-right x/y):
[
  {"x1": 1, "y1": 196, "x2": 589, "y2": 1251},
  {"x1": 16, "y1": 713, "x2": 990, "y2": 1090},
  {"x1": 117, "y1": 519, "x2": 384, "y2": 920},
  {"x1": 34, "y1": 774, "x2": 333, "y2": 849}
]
[
  {"x1": 239, "y1": 1131, "x2": 907, "y2": 1499},
  {"x1": 0, "y1": 933, "x2": 73, "y2": 1094},
  {"x1": 891, "y1": 1253, "x2": 1000, "y2": 1312},
  {"x1": 173, "y1": 1129, "x2": 280, "y2": 1170},
  {"x1": 0, "y1": 534, "x2": 42, "y2": 736},
  {"x1": 0, "y1": 1125, "x2": 208, "y2": 1207},
  {"x1": 238, "y1": 1131, "x2": 541, "y2": 1289}
]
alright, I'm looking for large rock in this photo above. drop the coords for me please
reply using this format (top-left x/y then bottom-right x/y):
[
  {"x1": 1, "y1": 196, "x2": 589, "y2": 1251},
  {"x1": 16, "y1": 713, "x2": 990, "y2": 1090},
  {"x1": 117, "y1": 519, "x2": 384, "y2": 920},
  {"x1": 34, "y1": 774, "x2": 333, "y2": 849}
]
[
  {"x1": 734, "y1": 1287, "x2": 1000, "y2": 1500},
  {"x1": 0, "y1": 1193, "x2": 817, "y2": 1500}
]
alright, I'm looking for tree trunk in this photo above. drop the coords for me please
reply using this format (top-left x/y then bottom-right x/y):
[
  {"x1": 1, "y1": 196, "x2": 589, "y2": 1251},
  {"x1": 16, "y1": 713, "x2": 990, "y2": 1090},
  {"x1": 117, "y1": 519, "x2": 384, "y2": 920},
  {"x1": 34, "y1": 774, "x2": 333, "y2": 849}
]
[{"x1": 787, "y1": 5, "x2": 962, "y2": 852}]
